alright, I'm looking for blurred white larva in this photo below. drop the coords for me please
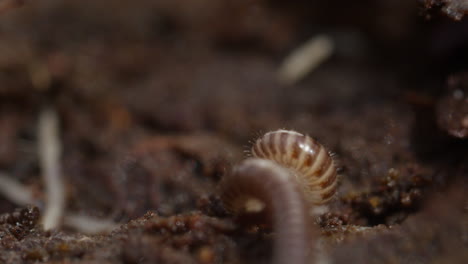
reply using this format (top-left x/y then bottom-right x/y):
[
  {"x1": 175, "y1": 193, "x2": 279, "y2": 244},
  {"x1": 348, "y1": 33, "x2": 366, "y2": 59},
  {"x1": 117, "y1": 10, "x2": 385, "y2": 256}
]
[{"x1": 251, "y1": 129, "x2": 338, "y2": 204}]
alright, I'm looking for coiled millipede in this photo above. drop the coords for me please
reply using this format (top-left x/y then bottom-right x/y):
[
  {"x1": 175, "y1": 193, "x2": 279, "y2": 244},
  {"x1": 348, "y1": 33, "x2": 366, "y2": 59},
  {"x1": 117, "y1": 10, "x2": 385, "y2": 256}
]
[
  {"x1": 252, "y1": 129, "x2": 338, "y2": 204},
  {"x1": 219, "y1": 129, "x2": 338, "y2": 264}
]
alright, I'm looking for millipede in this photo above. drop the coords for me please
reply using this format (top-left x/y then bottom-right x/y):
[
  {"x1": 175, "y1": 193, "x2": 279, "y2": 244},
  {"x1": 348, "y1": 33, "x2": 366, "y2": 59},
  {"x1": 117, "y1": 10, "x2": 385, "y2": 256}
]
[
  {"x1": 219, "y1": 129, "x2": 338, "y2": 264},
  {"x1": 220, "y1": 158, "x2": 313, "y2": 264},
  {"x1": 251, "y1": 129, "x2": 338, "y2": 205}
]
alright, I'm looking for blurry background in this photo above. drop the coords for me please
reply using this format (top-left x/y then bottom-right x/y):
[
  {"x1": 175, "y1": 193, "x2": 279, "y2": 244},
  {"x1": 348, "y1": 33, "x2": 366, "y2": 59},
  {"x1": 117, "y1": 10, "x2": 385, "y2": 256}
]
[{"x1": 0, "y1": 0, "x2": 467, "y2": 263}]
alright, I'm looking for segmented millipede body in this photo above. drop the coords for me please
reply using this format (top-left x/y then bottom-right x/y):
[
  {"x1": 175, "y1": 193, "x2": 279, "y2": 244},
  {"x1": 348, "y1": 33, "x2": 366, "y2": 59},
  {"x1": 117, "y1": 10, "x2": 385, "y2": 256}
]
[
  {"x1": 220, "y1": 158, "x2": 313, "y2": 264},
  {"x1": 251, "y1": 129, "x2": 338, "y2": 204}
]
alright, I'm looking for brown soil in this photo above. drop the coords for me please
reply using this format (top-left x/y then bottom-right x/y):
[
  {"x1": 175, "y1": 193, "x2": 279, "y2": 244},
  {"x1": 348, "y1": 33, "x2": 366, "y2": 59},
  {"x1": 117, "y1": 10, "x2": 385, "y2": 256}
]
[{"x1": 0, "y1": 0, "x2": 467, "y2": 263}]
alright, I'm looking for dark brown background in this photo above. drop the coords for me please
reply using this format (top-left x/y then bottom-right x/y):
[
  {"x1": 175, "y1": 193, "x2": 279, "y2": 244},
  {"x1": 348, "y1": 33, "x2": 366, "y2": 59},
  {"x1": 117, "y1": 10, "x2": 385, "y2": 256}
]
[{"x1": 0, "y1": 0, "x2": 467, "y2": 263}]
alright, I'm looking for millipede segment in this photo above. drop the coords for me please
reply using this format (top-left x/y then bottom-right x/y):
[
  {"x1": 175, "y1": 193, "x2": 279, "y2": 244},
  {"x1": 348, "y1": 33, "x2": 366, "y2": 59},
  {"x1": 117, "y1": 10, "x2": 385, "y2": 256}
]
[{"x1": 251, "y1": 129, "x2": 338, "y2": 204}]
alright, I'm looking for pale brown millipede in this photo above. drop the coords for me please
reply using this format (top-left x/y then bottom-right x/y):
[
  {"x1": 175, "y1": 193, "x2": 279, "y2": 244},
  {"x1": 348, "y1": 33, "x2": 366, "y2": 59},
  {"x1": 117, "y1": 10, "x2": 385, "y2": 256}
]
[
  {"x1": 219, "y1": 129, "x2": 338, "y2": 264},
  {"x1": 251, "y1": 129, "x2": 338, "y2": 205},
  {"x1": 219, "y1": 158, "x2": 313, "y2": 264}
]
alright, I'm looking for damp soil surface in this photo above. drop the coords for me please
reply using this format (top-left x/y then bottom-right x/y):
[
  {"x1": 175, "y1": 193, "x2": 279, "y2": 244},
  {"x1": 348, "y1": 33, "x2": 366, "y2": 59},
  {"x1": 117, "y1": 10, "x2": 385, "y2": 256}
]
[{"x1": 0, "y1": 1, "x2": 467, "y2": 263}]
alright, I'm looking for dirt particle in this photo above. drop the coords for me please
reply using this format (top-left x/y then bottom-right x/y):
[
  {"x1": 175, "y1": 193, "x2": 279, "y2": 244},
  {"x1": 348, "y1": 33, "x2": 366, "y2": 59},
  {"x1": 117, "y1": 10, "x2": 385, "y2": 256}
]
[{"x1": 197, "y1": 246, "x2": 215, "y2": 264}]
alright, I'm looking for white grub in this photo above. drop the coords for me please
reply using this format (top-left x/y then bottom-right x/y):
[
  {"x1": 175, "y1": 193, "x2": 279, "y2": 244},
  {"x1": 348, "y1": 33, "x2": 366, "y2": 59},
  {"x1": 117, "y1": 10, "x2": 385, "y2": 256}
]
[
  {"x1": 0, "y1": 172, "x2": 36, "y2": 205},
  {"x1": 38, "y1": 107, "x2": 65, "y2": 230},
  {"x1": 278, "y1": 35, "x2": 334, "y2": 85}
]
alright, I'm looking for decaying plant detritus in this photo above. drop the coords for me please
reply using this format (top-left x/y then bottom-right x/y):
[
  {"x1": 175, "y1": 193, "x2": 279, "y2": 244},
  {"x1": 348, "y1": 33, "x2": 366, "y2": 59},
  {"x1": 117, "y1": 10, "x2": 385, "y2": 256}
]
[
  {"x1": 220, "y1": 158, "x2": 313, "y2": 264},
  {"x1": 423, "y1": 0, "x2": 468, "y2": 20},
  {"x1": 251, "y1": 129, "x2": 338, "y2": 205},
  {"x1": 437, "y1": 74, "x2": 468, "y2": 139}
]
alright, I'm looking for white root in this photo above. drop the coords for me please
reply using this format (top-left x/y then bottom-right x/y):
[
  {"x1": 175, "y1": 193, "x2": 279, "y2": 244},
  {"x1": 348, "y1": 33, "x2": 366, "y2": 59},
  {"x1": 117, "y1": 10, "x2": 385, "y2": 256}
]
[
  {"x1": 38, "y1": 107, "x2": 65, "y2": 230},
  {"x1": 0, "y1": 108, "x2": 118, "y2": 234},
  {"x1": 64, "y1": 214, "x2": 119, "y2": 234},
  {"x1": 0, "y1": 172, "x2": 36, "y2": 205},
  {"x1": 0, "y1": 172, "x2": 117, "y2": 234}
]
